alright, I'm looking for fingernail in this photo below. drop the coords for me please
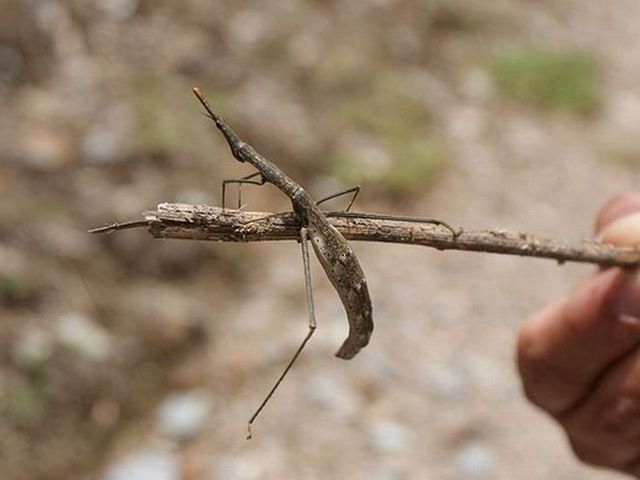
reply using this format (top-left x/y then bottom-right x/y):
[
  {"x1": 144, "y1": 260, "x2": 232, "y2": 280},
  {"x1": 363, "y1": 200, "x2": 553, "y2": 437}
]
[
  {"x1": 613, "y1": 271, "x2": 640, "y2": 325},
  {"x1": 598, "y1": 212, "x2": 640, "y2": 247}
]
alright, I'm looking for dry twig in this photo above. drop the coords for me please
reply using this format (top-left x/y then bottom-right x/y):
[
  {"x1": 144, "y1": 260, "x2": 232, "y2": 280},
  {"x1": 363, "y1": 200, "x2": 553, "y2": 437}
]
[{"x1": 90, "y1": 203, "x2": 640, "y2": 268}]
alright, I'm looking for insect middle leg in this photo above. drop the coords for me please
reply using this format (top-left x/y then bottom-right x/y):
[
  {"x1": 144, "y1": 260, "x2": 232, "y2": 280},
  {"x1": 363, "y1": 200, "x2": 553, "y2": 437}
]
[
  {"x1": 316, "y1": 186, "x2": 461, "y2": 238},
  {"x1": 222, "y1": 172, "x2": 266, "y2": 209},
  {"x1": 316, "y1": 186, "x2": 360, "y2": 212},
  {"x1": 246, "y1": 227, "x2": 317, "y2": 439},
  {"x1": 328, "y1": 211, "x2": 462, "y2": 238}
]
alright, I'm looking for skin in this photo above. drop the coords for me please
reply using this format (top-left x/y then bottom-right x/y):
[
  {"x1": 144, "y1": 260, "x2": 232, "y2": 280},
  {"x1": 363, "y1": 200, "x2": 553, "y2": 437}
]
[{"x1": 518, "y1": 192, "x2": 640, "y2": 477}]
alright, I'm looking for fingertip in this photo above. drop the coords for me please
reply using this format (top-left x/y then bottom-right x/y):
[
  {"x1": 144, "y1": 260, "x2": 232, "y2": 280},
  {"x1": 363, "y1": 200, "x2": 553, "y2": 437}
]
[
  {"x1": 595, "y1": 192, "x2": 640, "y2": 234},
  {"x1": 599, "y1": 213, "x2": 640, "y2": 248}
]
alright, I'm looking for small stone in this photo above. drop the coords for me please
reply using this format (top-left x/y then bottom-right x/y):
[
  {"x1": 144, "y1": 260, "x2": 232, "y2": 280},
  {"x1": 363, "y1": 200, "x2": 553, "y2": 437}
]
[
  {"x1": 103, "y1": 448, "x2": 179, "y2": 480},
  {"x1": 157, "y1": 390, "x2": 212, "y2": 439},
  {"x1": 94, "y1": 0, "x2": 139, "y2": 20},
  {"x1": 367, "y1": 420, "x2": 412, "y2": 453},
  {"x1": 372, "y1": 465, "x2": 410, "y2": 480},
  {"x1": 80, "y1": 102, "x2": 134, "y2": 164},
  {"x1": 55, "y1": 313, "x2": 112, "y2": 361},
  {"x1": 12, "y1": 327, "x2": 53, "y2": 368},
  {"x1": 215, "y1": 454, "x2": 263, "y2": 480},
  {"x1": 304, "y1": 372, "x2": 360, "y2": 419},
  {"x1": 81, "y1": 129, "x2": 122, "y2": 164},
  {"x1": 455, "y1": 439, "x2": 495, "y2": 478},
  {"x1": 423, "y1": 363, "x2": 468, "y2": 402}
]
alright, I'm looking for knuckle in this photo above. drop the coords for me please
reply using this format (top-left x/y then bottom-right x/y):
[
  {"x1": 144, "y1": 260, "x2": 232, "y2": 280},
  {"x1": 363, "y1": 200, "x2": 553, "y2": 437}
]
[
  {"x1": 599, "y1": 393, "x2": 640, "y2": 436},
  {"x1": 563, "y1": 392, "x2": 640, "y2": 472},
  {"x1": 568, "y1": 440, "x2": 594, "y2": 465},
  {"x1": 567, "y1": 436, "x2": 615, "y2": 468}
]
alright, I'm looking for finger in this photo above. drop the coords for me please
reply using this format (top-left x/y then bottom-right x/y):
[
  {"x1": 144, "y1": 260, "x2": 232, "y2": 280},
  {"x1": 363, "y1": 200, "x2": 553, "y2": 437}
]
[
  {"x1": 561, "y1": 346, "x2": 640, "y2": 470},
  {"x1": 517, "y1": 268, "x2": 640, "y2": 414}
]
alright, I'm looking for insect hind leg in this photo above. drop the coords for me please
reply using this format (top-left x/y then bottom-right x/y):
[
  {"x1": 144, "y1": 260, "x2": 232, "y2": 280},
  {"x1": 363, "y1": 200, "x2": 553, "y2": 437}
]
[
  {"x1": 222, "y1": 172, "x2": 265, "y2": 209},
  {"x1": 246, "y1": 227, "x2": 317, "y2": 439},
  {"x1": 316, "y1": 186, "x2": 360, "y2": 212}
]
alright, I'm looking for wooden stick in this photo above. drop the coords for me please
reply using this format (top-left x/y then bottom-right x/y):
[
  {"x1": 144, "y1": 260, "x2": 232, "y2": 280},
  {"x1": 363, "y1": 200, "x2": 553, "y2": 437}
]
[{"x1": 89, "y1": 203, "x2": 640, "y2": 268}]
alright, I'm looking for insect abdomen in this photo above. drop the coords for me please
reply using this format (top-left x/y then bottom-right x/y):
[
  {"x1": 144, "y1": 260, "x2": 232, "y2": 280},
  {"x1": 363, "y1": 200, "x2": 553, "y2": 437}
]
[{"x1": 308, "y1": 223, "x2": 374, "y2": 360}]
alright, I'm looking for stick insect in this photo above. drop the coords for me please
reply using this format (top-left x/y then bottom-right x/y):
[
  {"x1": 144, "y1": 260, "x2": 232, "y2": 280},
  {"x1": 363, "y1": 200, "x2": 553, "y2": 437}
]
[{"x1": 193, "y1": 87, "x2": 457, "y2": 438}]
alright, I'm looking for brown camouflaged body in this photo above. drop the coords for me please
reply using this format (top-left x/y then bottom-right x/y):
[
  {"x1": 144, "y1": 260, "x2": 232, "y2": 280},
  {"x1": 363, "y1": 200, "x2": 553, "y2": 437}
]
[
  {"x1": 194, "y1": 89, "x2": 373, "y2": 360},
  {"x1": 308, "y1": 220, "x2": 373, "y2": 359},
  {"x1": 293, "y1": 191, "x2": 373, "y2": 359}
]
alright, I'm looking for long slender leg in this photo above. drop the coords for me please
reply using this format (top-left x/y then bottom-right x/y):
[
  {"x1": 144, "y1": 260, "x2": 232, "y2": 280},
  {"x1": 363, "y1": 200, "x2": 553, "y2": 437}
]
[
  {"x1": 316, "y1": 186, "x2": 360, "y2": 212},
  {"x1": 246, "y1": 227, "x2": 317, "y2": 439},
  {"x1": 222, "y1": 172, "x2": 265, "y2": 209},
  {"x1": 327, "y1": 211, "x2": 462, "y2": 238}
]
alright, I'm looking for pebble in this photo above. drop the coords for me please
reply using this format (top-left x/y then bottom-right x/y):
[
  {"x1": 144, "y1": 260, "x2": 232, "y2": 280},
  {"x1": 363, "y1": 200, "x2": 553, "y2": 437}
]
[
  {"x1": 422, "y1": 362, "x2": 468, "y2": 402},
  {"x1": 304, "y1": 371, "x2": 360, "y2": 419},
  {"x1": 367, "y1": 420, "x2": 412, "y2": 453},
  {"x1": 94, "y1": 0, "x2": 139, "y2": 21},
  {"x1": 103, "y1": 448, "x2": 179, "y2": 480},
  {"x1": 454, "y1": 439, "x2": 496, "y2": 479},
  {"x1": 81, "y1": 128, "x2": 122, "y2": 164},
  {"x1": 372, "y1": 465, "x2": 410, "y2": 480},
  {"x1": 215, "y1": 454, "x2": 263, "y2": 480},
  {"x1": 12, "y1": 326, "x2": 53, "y2": 368},
  {"x1": 55, "y1": 313, "x2": 112, "y2": 361},
  {"x1": 157, "y1": 390, "x2": 212, "y2": 440}
]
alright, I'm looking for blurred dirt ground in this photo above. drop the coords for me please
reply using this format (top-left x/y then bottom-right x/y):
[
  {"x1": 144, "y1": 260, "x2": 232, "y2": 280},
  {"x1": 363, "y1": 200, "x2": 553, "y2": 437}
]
[{"x1": 1, "y1": 1, "x2": 640, "y2": 479}]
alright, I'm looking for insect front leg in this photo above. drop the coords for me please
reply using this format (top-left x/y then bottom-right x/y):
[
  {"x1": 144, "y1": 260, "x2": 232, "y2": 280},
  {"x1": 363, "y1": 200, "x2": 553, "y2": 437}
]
[
  {"x1": 222, "y1": 172, "x2": 266, "y2": 209},
  {"x1": 246, "y1": 227, "x2": 317, "y2": 439}
]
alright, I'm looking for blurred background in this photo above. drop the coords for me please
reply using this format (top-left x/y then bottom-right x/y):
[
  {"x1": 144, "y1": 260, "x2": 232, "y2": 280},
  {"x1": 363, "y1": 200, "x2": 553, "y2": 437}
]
[{"x1": 1, "y1": 1, "x2": 639, "y2": 479}]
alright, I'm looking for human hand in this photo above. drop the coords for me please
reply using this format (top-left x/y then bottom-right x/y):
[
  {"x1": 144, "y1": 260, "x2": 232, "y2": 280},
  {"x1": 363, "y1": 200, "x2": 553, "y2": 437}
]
[{"x1": 518, "y1": 192, "x2": 640, "y2": 477}]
